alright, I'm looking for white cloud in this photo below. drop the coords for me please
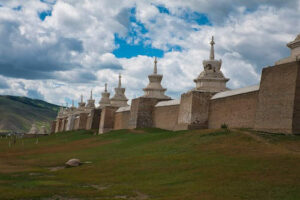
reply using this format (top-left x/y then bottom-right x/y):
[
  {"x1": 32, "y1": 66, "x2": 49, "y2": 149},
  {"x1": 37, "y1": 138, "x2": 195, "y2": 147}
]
[
  {"x1": 129, "y1": 3, "x2": 299, "y2": 93},
  {"x1": 0, "y1": 0, "x2": 299, "y2": 105},
  {"x1": 0, "y1": 76, "x2": 9, "y2": 89}
]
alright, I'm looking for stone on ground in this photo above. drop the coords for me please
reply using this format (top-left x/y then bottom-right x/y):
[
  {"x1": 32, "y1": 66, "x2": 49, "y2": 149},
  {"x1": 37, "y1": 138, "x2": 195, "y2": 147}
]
[{"x1": 65, "y1": 158, "x2": 81, "y2": 167}]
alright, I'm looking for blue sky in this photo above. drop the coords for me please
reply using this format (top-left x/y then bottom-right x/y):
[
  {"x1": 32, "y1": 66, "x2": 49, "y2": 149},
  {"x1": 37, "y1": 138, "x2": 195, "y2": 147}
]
[
  {"x1": 113, "y1": 34, "x2": 164, "y2": 58},
  {"x1": 0, "y1": 0, "x2": 299, "y2": 105},
  {"x1": 39, "y1": 9, "x2": 52, "y2": 20},
  {"x1": 113, "y1": 6, "x2": 211, "y2": 59}
]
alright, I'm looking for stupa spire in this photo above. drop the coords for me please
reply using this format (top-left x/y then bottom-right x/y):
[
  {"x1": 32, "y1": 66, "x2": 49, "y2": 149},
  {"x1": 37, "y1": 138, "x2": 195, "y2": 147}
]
[
  {"x1": 99, "y1": 83, "x2": 111, "y2": 108},
  {"x1": 118, "y1": 73, "x2": 122, "y2": 88},
  {"x1": 78, "y1": 94, "x2": 86, "y2": 108},
  {"x1": 69, "y1": 99, "x2": 76, "y2": 111},
  {"x1": 86, "y1": 89, "x2": 95, "y2": 108},
  {"x1": 110, "y1": 74, "x2": 128, "y2": 107},
  {"x1": 154, "y1": 57, "x2": 158, "y2": 74},
  {"x1": 90, "y1": 90, "x2": 93, "y2": 100},
  {"x1": 210, "y1": 36, "x2": 215, "y2": 60}
]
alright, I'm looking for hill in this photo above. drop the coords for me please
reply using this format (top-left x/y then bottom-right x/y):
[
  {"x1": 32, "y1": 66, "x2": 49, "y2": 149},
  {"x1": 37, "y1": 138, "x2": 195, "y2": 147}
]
[
  {"x1": 0, "y1": 95, "x2": 59, "y2": 133},
  {"x1": 0, "y1": 128, "x2": 300, "y2": 199}
]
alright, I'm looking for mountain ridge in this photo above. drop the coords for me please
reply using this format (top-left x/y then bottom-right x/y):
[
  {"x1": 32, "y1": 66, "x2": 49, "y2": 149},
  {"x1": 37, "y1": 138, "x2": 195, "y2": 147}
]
[{"x1": 0, "y1": 95, "x2": 59, "y2": 133}]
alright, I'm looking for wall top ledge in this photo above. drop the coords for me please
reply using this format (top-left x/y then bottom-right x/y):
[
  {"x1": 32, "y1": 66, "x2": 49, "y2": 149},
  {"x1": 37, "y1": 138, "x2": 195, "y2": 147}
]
[
  {"x1": 212, "y1": 84, "x2": 259, "y2": 100},
  {"x1": 116, "y1": 106, "x2": 131, "y2": 113},
  {"x1": 155, "y1": 99, "x2": 180, "y2": 107}
]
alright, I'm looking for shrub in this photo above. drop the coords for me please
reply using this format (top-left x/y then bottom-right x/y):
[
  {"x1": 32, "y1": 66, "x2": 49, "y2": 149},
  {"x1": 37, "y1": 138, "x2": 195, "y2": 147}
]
[{"x1": 221, "y1": 123, "x2": 228, "y2": 129}]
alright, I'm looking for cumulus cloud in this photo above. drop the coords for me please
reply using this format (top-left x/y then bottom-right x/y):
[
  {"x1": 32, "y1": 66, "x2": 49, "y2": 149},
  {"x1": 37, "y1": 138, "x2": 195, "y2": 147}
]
[
  {"x1": 128, "y1": 3, "x2": 299, "y2": 92},
  {"x1": 0, "y1": 0, "x2": 129, "y2": 80},
  {"x1": 0, "y1": 76, "x2": 9, "y2": 89},
  {"x1": 153, "y1": 0, "x2": 300, "y2": 24},
  {"x1": 0, "y1": 0, "x2": 299, "y2": 105}
]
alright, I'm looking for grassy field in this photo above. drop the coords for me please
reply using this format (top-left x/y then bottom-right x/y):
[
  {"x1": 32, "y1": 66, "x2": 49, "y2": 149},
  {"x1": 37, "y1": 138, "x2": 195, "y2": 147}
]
[{"x1": 0, "y1": 128, "x2": 300, "y2": 200}]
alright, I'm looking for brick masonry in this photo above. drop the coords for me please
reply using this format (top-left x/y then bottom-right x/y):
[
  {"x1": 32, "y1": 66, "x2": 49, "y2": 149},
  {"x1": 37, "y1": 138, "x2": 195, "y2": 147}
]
[
  {"x1": 78, "y1": 113, "x2": 88, "y2": 130},
  {"x1": 255, "y1": 61, "x2": 300, "y2": 134},
  {"x1": 50, "y1": 120, "x2": 56, "y2": 133},
  {"x1": 209, "y1": 91, "x2": 258, "y2": 129},
  {"x1": 99, "y1": 106, "x2": 118, "y2": 134},
  {"x1": 177, "y1": 91, "x2": 213, "y2": 129},
  {"x1": 293, "y1": 62, "x2": 300, "y2": 133},
  {"x1": 128, "y1": 97, "x2": 161, "y2": 129},
  {"x1": 153, "y1": 104, "x2": 180, "y2": 130},
  {"x1": 91, "y1": 109, "x2": 101, "y2": 130},
  {"x1": 74, "y1": 117, "x2": 80, "y2": 130},
  {"x1": 54, "y1": 119, "x2": 60, "y2": 133},
  {"x1": 61, "y1": 118, "x2": 66, "y2": 132},
  {"x1": 86, "y1": 113, "x2": 93, "y2": 130},
  {"x1": 114, "y1": 111, "x2": 130, "y2": 130}
]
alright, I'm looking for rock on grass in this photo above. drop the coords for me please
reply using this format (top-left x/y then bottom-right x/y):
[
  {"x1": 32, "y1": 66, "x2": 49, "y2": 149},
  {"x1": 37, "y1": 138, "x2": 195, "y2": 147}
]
[{"x1": 65, "y1": 158, "x2": 81, "y2": 167}]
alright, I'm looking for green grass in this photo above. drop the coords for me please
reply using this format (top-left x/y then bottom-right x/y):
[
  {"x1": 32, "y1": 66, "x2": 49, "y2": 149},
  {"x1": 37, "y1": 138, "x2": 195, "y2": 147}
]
[{"x1": 0, "y1": 128, "x2": 300, "y2": 200}]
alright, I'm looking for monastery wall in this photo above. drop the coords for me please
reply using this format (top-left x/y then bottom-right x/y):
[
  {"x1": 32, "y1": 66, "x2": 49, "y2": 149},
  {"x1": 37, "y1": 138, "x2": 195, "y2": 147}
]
[
  {"x1": 58, "y1": 119, "x2": 63, "y2": 132},
  {"x1": 255, "y1": 61, "x2": 300, "y2": 134},
  {"x1": 61, "y1": 118, "x2": 67, "y2": 132},
  {"x1": 51, "y1": 120, "x2": 56, "y2": 133},
  {"x1": 153, "y1": 100, "x2": 180, "y2": 130},
  {"x1": 128, "y1": 97, "x2": 161, "y2": 129},
  {"x1": 208, "y1": 85, "x2": 259, "y2": 129},
  {"x1": 177, "y1": 91, "x2": 213, "y2": 129},
  {"x1": 86, "y1": 112, "x2": 93, "y2": 130},
  {"x1": 99, "y1": 106, "x2": 118, "y2": 134},
  {"x1": 293, "y1": 62, "x2": 300, "y2": 133},
  {"x1": 91, "y1": 109, "x2": 101, "y2": 130},
  {"x1": 114, "y1": 106, "x2": 130, "y2": 130},
  {"x1": 54, "y1": 119, "x2": 60, "y2": 133},
  {"x1": 78, "y1": 113, "x2": 88, "y2": 130},
  {"x1": 74, "y1": 116, "x2": 80, "y2": 130},
  {"x1": 67, "y1": 115, "x2": 76, "y2": 131}
]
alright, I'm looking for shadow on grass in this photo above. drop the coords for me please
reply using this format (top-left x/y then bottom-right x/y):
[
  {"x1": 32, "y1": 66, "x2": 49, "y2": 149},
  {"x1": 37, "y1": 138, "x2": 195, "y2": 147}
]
[{"x1": 238, "y1": 128, "x2": 300, "y2": 143}]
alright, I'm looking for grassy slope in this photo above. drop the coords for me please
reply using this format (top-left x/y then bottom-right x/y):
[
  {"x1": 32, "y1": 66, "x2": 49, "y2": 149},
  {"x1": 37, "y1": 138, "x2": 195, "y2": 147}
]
[
  {"x1": 0, "y1": 95, "x2": 59, "y2": 132},
  {"x1": 0, "y1": 128, "x2": 300, "y2": 200}
]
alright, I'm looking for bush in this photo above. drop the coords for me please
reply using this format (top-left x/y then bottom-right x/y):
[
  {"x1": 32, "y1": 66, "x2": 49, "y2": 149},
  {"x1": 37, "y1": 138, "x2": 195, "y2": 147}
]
[{"x1": 221, "y1": 123, "x2": 228, "y2": 129}]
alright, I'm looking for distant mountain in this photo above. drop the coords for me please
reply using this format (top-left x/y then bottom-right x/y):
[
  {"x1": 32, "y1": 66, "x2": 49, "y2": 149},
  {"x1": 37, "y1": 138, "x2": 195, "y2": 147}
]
[{"x1": 0, "y1": 95, "x2": 59, "y2": 133}]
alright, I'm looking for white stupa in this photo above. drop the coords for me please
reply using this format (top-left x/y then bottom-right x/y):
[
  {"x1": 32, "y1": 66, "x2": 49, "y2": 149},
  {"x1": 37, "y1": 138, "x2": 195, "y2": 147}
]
[
  {"x1": 99, "y1": 83, "x2": 111, "y2": 108},
  {"x1": 78, "y1": 95, "x2": 86, "y2": 109},
  {"x1": 27, "y1": 123, "x2": 38, "y2": 135},
  {"x1": 57, "y1": 106, "x2": 64, "y2": 117},
  {"x1": 194, "y1": 36, "x2": 229, "y2": 93},
  {"x1": 86, "y1": 90, "x2": 95, "y2": 108},
  {"x1": 69, "y1": 99, "x2": 77, "y2": 112},
  {"x1": 40, "y1": 126, "x2": 48, "y2": 135},
  {"x1": 142, "y1": 57, "x2": 171, "y2": 99},
  {"x1": 276, "y1": 34, "x2": 300, "y2": 65},
  {"x1": 110, "y1": 74, "x2": 128, "y2": 107}
]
